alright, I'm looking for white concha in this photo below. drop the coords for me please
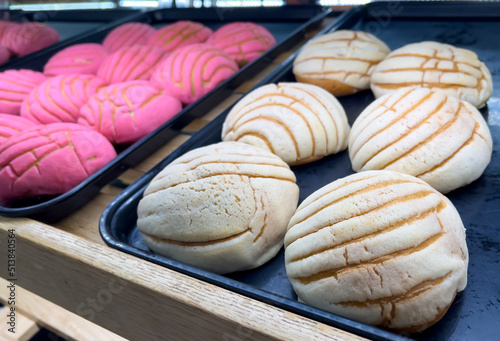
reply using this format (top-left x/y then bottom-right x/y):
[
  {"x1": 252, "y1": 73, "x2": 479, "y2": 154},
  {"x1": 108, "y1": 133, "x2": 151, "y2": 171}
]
[
  {"x1": 137, "y1": 141, "x2": 299, "y2": 274},
  {"x1": 348, "y1": 87, "x2": 492, "y2": 193},
  {"x1": 221, "y1": 82, "x2": 350, "y2": 166},
  {"x1": 293, "y1": 30, "x2": 390, "y2": 97},
  {"x1": 284, "y1": 170, "x2": 468, "y2": 333},
  {"x1": 370, "y1": 41, "x2": 493, "y2": 109}
]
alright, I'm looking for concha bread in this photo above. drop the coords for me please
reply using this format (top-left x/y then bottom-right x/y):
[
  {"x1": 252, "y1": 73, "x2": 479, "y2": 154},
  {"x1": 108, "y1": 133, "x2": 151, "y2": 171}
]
[
  {"x1": 97, "y1": 45, "x2": 166, "y2": 84},
  {"x1": 43, "y1": 43, "x2": 108, "y2": 76},
  {"x1": 284, "y1": 170, "x2": 468, "y2": 332},
  {"x1": 137, "y1": 141, "x2": 299, "y2": 274},
  {"x1": 151, "y1": 44, "x2": 238, "y2": 105},
  {"x1": 0, "y1": 123, "x2": 116, "y2": 202},
  {"x1": 293, "y1": 30, "x2": 390, "y2": 97},
  {"x1": 206, "y1": 22, "x2": 276, "y2": 67},
  {"x1": 78, "y1": 81, "x2": 182, "y2": 145},
  {"x1": 146, "y1": 20, "x2": 212, "y2": 53},
  {"x1": 221, "y1": 82, "x2": 350, "y2": 165},
  {"x1": 20, "y1": 74, "x2": 106, "y2": 124},
  {"x1": 102, "y1": 22, "x2": 156, "y2": 53},
  {"x1": 348, "y1": 87, "x2": 492, "y2": 193},
  {"x1": 370, "y1": 41, "x2": 493, "y2": 109},
  {"x1": 0, "y1": 69, "x2": 47, "y2": 115},
  {"x1": 0, "y1": 114, "x2": 36, "y2": 143}
]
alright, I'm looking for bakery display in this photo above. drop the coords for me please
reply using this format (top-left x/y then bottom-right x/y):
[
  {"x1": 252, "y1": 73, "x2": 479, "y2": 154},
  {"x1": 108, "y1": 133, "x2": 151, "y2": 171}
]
[
  {"x1": 78, "y1": 81, "x2": 182, "y2": 145},
  {"x1": 348, "y1": 87, "x2": 492, "y2": 193},
  {"x1": 1, "y1": 22, "x2": 60, "y2": 57},
  {"x1": 0, "y1": 123, "x2": 116, "y2": 202},
  {"x1": 0, "y1": 114, "x2": 37, "y2": 143},
  {"x1": 102, "y1": 22, "x2": 156, "y2": 53},
  {"x1": 221, "y1": 82, "x2": 350, "y2": 165},
  {"x1": 370, "y1": 41, "x2": 493, "y2": 109},
  {"x1": 0, "y1": 69, "x2": 46, "y2": 115},
  {"x1": 293, "y1": 30, "x2": 390, "y2": 97},
  {"x1": 97, "y1": 45, "x2": 166, "y2": 84},
  {"x1": 285, "y1": 170, "x2": 468, "y2": 332},
  {"x1": 151, "y1": 43, "x2": 238, "y2": 105},
  {"x1": 206, "y1": 22, "x2": 276, "y2": 67},
  {"x1": 43, "y1": 43, "x2": 109, "y2": 76},
  {"x1": 146, "y1": 20, "x2": 212, "y2": 54},
  {"x1": 20, "y1": 74, "x2": 106, "y2": 124},
  {"x1": 136, "y1": 141, "x2": 299, "y2": 274}
]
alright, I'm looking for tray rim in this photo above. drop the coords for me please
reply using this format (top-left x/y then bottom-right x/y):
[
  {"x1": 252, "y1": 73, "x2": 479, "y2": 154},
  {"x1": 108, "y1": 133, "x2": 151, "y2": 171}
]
[
  {"x1": 100, "y1": 1, "x2": 500, "y2": 340},
  {"x1": 0, "y1": 5, "x2": 331, "y2": 222}
]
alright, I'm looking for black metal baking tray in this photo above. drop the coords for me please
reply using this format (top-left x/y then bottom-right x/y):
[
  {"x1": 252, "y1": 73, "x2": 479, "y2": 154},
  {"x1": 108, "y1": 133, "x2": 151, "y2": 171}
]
[
  {"x1": 0, "y1": 6, "x2": 331, "y2": 222},
  {"x1": 0, "y1": 9, "x2": 142, "y2": 69},
  {"x1": 100, "y1": 2, "x2": 500, "y2": 340}
]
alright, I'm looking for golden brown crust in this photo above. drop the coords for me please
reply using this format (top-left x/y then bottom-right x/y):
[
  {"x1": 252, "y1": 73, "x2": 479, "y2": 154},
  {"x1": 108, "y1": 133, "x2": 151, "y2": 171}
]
[{"x1": 295, "y1": 75, "x2": 361, "y2": 97}]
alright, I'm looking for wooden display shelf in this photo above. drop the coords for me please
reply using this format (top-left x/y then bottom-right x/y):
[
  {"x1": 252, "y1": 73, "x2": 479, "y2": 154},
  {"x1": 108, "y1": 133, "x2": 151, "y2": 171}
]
[{"x1": 0, "y1": 15, "x2": 366, "y2": 341}]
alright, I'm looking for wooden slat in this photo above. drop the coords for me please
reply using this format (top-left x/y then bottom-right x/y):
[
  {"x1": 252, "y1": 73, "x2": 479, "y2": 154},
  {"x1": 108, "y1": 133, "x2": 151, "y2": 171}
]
[
  {"x1": 0, "y1": 308, "x2": 39, "y2": 341},
  {"x1": 0, "y1": 278, "x2": 126, "y2": 341},
  {"x1": 0, "y1": 218, "x2": 366, "y2": 341}
]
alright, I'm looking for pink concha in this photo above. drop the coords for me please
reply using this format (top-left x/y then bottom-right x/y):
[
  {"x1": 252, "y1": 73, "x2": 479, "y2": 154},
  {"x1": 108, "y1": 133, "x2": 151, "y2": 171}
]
[
  {"x1": 44, "y1": 43, "x2": 109, "y2": 76},
  {"x1": 78, "y1": 81, "x2": 182, "y2": 145},
  {"x1": 206, "y1": 22, "x2": 276, "y2": 67},
  {"x1": 0, "y1": 45, "x2": 11, "y2": 64},
  {"x1": 146, "y1": 20, "x2": 213, "y2": 53},
  {"x1": 152, "y1": 44, "x2": 238, "y2": 105},
  {"x1": 0, "y1": 122, "x2": 117, "y2": 202},
  {"x1": 0, "y1": 69, "x2": 47, "y2": 115},
  {"x1": 97, "y1": 45, "x2": 166, "y2": 84},
  {"x1": 2, "y1": 22, "x2": 60, "y2": 57},
  {"x1": 102, "y1": 22, "x2": 156, "y2": 53},
  {"x1": 20, "y1": 74, "x2": 106, "y2": 124},
  {"x1": 0, "y1": 21, "x2": 18, "y2": 40},
  {"x1": 0, "y1": 114, "x2": 37, "y2": 143}
]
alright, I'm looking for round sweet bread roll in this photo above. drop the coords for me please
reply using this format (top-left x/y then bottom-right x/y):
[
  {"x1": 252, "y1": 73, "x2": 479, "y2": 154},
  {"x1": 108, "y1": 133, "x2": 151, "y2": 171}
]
[
  {"x1": 370, "y1": 41, "x2": 493, "y2": 109},
  {"x1": 97, "y1": 45, "x2": 166, "y2": 84},
  {"x1": 78, "y1": 81, "x2": 182, "y2": 145},
  {"x1": 44, "y1": 43, "x2": 109, "y2": 76},
  {"x1": 20, "y1": 74, "x2": 106, "y2": 124},
  {"x1": 137, "y1": 141, "x2": 299, "y2": 274},
  {"x1": 0, "y1": 69, "x2": 46, "y2": 115},
  {"x1": 146, "y1": 20, "x2": 212, "y2": 54},
  {"x1": 221, "y1": 82, "x2": 350, "y2": 165},
  {"x1": 206, "y1": 22, "x2": 276, "y2": 67},
  {"x1": 284, "y1": 170, "x2": 468, "y2": 332},
  {"x1": 348, "y1": 87, "x2": 492, "y2": 193},
  {"x1": 293, "y1": 30, "x2": 390, "y2": 97},
  {"x1": 102, "y1": 22, "x2": 156, "y2": 53},
  {"x1": 151, "y1": 44, "x2": 238, "y2": 105}
]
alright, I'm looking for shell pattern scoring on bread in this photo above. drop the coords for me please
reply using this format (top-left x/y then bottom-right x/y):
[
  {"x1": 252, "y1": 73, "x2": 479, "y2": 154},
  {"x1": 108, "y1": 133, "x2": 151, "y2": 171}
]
[
  {"x1": 370, "y1": 41, "x2": 493, "y2": 109},
  {"x1": 348, "y1": 87, "x2": 492, "y2": 193},
  {"x1": 151, "y1": 43, "x2": 238, "y2": 105},
  {"x1": 137, "y1": 141, "x2": 299, "y2": 275},
  {"x1": 284, "y1": 170, "x2": 468, "y2": 333},
  {"x1": 293, "y1": 30, "x2": 391, "y2": 97},
  {"x1": 0, "y1": 123, "x2": 117, "y2": 202},
  {"x1": 146, "y1": 20, "x2": 213, "y2": 54},
  {"x1": 20, "y1": 74, "x2": 106, "y2": 125},
  {"x1": 0, "y1": 69, "x2": 47, "y2": 115},
  {"x1": 102, "y1": 22, "x2": 156, "y2": 53},
  {"x1": 206, "y1": 22, "x2": 276, "y2": 67},
  {"x1": 78, "y1": 81, "x2": 182, "y2": 145},
  {"x1": 221, "y1": 82, "x2": 350, "y2": 166},
  {"x1": 97, "y1": 45, "x2": 167, "y2": 84}
]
